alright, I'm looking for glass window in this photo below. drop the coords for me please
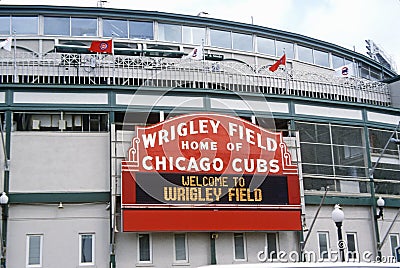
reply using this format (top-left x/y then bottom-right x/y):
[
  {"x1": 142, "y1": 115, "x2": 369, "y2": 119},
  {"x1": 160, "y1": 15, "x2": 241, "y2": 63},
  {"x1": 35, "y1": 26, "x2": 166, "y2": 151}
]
[
  {"x1": 79, "y1": 233, "x2": 94, "y2": 265},
  {"x1": 26, "y1": 235, "x2": 43, "y2": 267},
  {"x1": 210, "y1": 29, "x2": 231, "y2": 49},
  {"x1": 318, "y1": 232, "x2": 329, "y2": 259},
  {"x1": 332, "y1": 54, "x2": 345, "y2": 69},
  {"x1": 183, "y1": 26, "x2": 205, "y2": 45},
  {"x1": 44, "y1": 16, "x2": 70, "y2": 36},
  {"x1": 266, "y1": 233, "x2": 278, "y2": 259},
  {"x1": 298, "y1": 45, "x2": 313, "y2": 64},
  {"x1": 301, "y1": 144, "x2": 333, "y2": 165},
  {"x1": 158, "y1": 23, "x2": 182, "y2": 43},
  {"x1": 232, "y1": 32, "x2": 252, "y2": 52},
  {"x1": 300, "y1": 124, "x2": 324, "y2": 142},
  {"x1": 103, "y1": 19, "x2": 127, "y2": 38},
  {"x1": 0, "y1": 16, "x2": 10, "y2": 35},
  {"x1": 390, "y1": 234, "x2": 399, "y2": 257},
  {"x1": 138, "y1": 233, "x2": 151, "y2": 262},
  {"x1": 332, "y1": 126, "x2": 363, "y2": 147},
  {"x1": 234, "y1": 233, "x2": 246, "y2": 260},
  {"x1": 369, "y1": 129, "x2": 399, "y2": 156},
  {"x1": 257, "y1": 37, "x2": 275, "y2": 55},
  {"x1": 276, "y1": 40, "x2": 293, "y2": 59},
  {"x1": 314, "y1": 49, "x2": 329, "y2": 67},
  {"x1": 129, "y1": 21, "x2": 153, "y2": 39},
  {"x1": 12, "y1": 16, "x2": 38, "y2": 35},
  {"x1": 174, "y1": 234, "x2": 188, "y2": 262},
  {"x1": 346, "y1": 233, "x2": 358, "y2": 260},
  {"x1": 71, "y1": 17, "x2": 97, "y2": 36},
  {"x1": 298, "y1": 122, "x2": 331, "y2": 144}
]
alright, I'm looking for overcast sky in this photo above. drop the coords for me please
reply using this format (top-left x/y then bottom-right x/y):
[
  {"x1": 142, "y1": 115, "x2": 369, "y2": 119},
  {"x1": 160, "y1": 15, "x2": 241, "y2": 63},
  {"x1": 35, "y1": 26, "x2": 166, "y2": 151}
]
[{"x1": 1, "y1": 0, "x2": 399, "y2": 72}]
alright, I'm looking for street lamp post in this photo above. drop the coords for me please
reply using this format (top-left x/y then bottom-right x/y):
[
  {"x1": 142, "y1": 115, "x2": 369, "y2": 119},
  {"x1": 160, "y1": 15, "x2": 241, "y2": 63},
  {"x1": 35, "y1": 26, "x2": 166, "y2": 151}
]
[
  {"x1": 332, "y1": 204, "x2": 345, "y2": 262},
  {"x1": 0, "y1": 192, "x2": 8, "y2": 268}
]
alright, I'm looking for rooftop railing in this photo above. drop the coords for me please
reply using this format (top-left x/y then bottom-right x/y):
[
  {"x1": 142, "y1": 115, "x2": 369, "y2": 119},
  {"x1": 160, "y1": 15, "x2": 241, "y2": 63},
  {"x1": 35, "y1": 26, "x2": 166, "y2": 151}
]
[{"x1": 0, "y1": 52, "x2": 391, "y2": 106}]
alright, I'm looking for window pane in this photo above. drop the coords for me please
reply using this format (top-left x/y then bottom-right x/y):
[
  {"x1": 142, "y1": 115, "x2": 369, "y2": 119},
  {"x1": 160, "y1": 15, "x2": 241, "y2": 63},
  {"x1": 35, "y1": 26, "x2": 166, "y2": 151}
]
[
  {"x1": 103, "y1": 19, "x2": 127, "y2": 38},
  {"x1": 71, "y1": 17, "x2": 97, "y2": 36},
  {"x1": 332, "y1": 54, "x2": 345, "y2": 68},
  {"x1": 44, "y1": 16, "x2": 70, "y2": 36},
  {"x1": 12, "y1": 16, "x2": 38, "y2": 35},
  {"x1": 257, "y1": 37, "x2": 275, "y2": 55},
  {"x1": 332, "y1": 126, "x2": 363, "y2": 146},
  {"x1": 318, "y1": 232, "x2": 329, "y2": 259},
  {"x1": 298, "y1": 122, "x2": 331, "y2": 144},
  {"x1": 158, "y1": 23, "x2": 181, "y2": 43},
  {"x1": 314, "y1": 49, "x2": 329, "y2": 67},
  {"x1": 346, "y1": 233, "x2": 357, "y2": 259},
  {"x1": 304, "y1": 177, "x2": 336, "y2": 191},
  {"x1": 81, "y1": 234, "x2": 93, "y2": 263},
  {"x1": 234, "y1": 233, "x2": 245, "y2": 260},
  {"x1": 0, "y1": 16, "x2": 10, "y2": 35},
  {"x1": 333, "y1": 146, "x2": 365, "y2": 167},
  {"x1": 298, "y1": 45, "x2": 313, "y2": 63},
  {"x1": 174, "y1": 234, "x2": 187, "y2": 261},
  {"x1": 301, "y1": 144, "x2": 333, "y2": 165},
  {"x1": 210, "y1": 29, "x2": 231, "y2": 49},
  {"x1": 232, "y1": 32, "x2": 252, "y2": 52},
  {"x1": 276, "y1": 40, "x2": 293, "y2": 59},
  {"x1": 369, "y1": 129, "x2": 398, "y2": 156},
  {"x1": 267, "y1": 233, "x2": 277, "y2": 259},
  {"x1": 28, "y1": 235, "x2": 41, "y2": 265},
  {"x1": 390, "y1": 235, "x2": 398, "y2": 257},
  {"x1": 139, "y1": 234, "x2": 150, "y2": 262},
  {"x1": 183, "y1": 26, "x2": 205, "y2": 45},
  {"x1": 129, "y1": 21, "x2": 153, "y2": 39}
]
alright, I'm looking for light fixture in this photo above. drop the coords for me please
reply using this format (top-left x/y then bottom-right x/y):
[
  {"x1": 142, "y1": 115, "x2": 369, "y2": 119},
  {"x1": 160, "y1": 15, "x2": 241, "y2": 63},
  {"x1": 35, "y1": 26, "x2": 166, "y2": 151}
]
[
  {"x1": 58, "y1": 202, "x2": 64, "y2": 209},
  {"x1": 376, "y1": 197, "x2": 385, "y2": 219},
  {"x1": 0, "y1": 192, "x2": 8, "y2": 205},
  {"x1": 331, "y1": 204, "x2": 345, "y2": 262},
  {"x1": 389, "y1": 137, "x2": 400, "y2": 145}
]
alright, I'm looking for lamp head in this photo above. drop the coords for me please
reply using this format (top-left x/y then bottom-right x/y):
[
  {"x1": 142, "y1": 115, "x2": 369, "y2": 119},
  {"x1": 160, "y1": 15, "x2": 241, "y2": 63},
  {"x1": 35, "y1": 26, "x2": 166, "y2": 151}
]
[
  {"x1": 332, "y1": 204, "x2": 344, "y2": 223},
  {"x1": 377, "y1": 196, "x2": 385, "y2": 208},
  {"x1": 0, "y1": 192, "x2": 9, "y2": 205}
]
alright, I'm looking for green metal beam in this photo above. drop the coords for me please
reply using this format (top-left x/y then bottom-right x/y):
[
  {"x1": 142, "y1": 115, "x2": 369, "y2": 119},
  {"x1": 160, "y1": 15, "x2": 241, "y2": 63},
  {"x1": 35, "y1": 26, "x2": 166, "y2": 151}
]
[{"x1": 9, "y1": 192, "x2": 110, "y2": 204}]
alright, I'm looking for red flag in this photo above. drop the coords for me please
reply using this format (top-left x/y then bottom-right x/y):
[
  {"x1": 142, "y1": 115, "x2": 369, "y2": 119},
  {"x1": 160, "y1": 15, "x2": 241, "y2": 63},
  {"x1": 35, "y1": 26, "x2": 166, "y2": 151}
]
[
  {"x1": 269, "y1": 54, "x2": 286, "y2": 72},
  {"x1": 89, "y1": 39, "x2": 113, "y2": 54}
]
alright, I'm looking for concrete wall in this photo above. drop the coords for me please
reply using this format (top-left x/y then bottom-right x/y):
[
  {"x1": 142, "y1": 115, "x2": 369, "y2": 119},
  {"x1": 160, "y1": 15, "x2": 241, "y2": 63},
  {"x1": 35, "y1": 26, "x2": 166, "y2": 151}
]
[
  {"x1": 7, "y1": 203, "x2": 109, "y2": 268},
  {"x1": 302, "y1": 205, "x2": 400, "y2": 262},
  {"x1": 9, "y1": 132, "x2": 110, "y2": 193},
  {"x1": 389, "y1": 79, "x2": 400, "y2": 108},
  {"x1": 115, "y1": 231, "x2": 299, "y2": 267}
]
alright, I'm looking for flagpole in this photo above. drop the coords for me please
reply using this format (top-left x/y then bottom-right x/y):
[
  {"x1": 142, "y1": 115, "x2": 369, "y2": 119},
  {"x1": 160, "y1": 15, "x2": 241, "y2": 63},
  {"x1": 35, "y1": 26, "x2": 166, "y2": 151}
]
[
  {"x1": 201, "y1": 38, "x2": 205, "y2": 88},
  {"x1": 13, "y1": 31, "x2": 17, "y2": 83},
  {"x1": 111, "y1": 36, "x2": 115, "y2": 85},
  {"x1": 283, "y1": 49, "x2": 289, "y2": 95}
]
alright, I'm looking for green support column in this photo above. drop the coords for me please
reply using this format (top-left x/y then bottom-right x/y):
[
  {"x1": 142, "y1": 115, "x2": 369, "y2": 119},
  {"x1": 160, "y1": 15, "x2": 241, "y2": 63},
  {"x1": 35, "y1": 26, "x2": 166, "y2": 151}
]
[
  {"x1": 363, "y1": 124, "x2": 381, "y2": 258},
  {"x1": 109, "y1": 111, "x2": 116, "y2": 268},
  {"x1": 1, "y1": 110, "x2": 11, "y2": 268}
]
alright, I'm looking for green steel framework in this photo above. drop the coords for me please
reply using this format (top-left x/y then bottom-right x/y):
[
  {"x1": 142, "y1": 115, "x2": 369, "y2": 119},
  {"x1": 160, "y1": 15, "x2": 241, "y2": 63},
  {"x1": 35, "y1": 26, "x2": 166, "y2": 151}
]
[{"x1": 0, "y1": 83, "x2": 399, "y2": 267}]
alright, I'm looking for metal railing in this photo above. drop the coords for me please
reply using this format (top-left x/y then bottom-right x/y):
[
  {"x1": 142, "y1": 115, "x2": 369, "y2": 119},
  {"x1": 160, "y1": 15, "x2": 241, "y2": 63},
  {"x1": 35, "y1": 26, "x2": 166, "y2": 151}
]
[{"x1": 0, "y1": 51, "x2": 391, "y2": 106}]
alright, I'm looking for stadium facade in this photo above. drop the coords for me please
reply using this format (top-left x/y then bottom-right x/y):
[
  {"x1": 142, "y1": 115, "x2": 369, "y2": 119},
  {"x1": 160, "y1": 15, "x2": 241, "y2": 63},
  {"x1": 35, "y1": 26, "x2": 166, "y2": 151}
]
[{"x1": 0, "y1": 4, "x2": 399, "y2": 268}]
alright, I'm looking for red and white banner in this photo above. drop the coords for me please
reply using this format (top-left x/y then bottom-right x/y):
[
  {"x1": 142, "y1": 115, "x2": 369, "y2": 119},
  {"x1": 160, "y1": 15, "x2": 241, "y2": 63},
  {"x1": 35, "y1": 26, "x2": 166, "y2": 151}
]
[
  {"x1": 88, "y1": 39, "x2": 113, "y2": 54},
  {"x1": 121, "y1": 113, "x2": 301, "y2": 231}
]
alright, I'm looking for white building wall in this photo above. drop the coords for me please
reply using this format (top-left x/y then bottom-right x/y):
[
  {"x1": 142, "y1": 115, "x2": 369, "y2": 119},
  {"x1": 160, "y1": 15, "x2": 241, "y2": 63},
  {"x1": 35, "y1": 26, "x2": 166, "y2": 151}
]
[
  {"x1": 9, "y1": 132, "x2": 110, "y2": 192},
  {"x1": 303, "y1": 205, "x2": 378, "y2": 261},
  {"x1": 116, "y1": 232, "x2": 211, "y2": 268},
  {"x1": 7, "y1": 204, "x2": 109, "y2": 268}
]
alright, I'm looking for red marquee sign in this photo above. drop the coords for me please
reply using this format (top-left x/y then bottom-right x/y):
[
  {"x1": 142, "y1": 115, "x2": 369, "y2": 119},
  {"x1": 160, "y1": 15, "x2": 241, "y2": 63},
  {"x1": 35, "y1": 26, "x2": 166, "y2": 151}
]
[{"x1": 122, "y1": 113, "x2": 301, "y2": 231}]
